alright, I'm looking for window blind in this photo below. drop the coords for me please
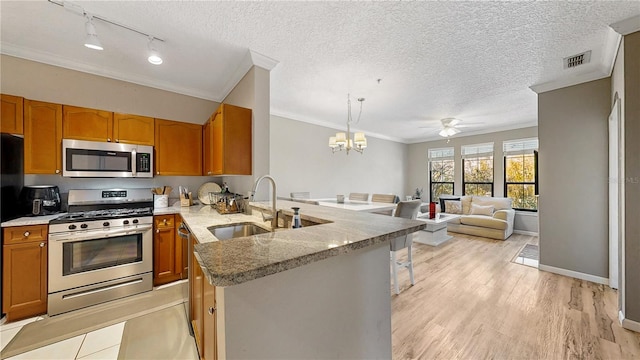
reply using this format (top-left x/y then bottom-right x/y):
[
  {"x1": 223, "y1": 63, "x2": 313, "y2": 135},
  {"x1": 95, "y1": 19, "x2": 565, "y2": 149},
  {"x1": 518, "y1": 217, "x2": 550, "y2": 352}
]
[
  {"x1": 428, "y1": 147, "x2": 454, "y2": 160},
  {"x1": 503, "y1": 138, "x2": 538, "y2": 155},
  {"x1": 461, "y1": 143, "x2": 493, "y2": 159}
]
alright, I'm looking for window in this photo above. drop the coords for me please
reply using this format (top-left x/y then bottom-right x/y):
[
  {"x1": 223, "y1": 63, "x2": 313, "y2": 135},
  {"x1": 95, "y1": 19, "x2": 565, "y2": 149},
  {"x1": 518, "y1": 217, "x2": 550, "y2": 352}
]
[
  {"x1": 504, "y1": 138, "x2": 539, "y2": 211},
  {"x1": 462, "y1": 143, "x2": 494, "y2": 196},
  {"x1": 428, "y1": 147, "x2": 454, "y2": 202}
]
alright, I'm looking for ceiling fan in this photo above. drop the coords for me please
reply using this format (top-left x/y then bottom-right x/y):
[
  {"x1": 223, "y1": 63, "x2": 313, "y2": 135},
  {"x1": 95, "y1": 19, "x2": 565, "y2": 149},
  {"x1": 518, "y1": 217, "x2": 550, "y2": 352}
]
[{"x1": 420, "y1": 118, "x2": 479, "y2": 138}]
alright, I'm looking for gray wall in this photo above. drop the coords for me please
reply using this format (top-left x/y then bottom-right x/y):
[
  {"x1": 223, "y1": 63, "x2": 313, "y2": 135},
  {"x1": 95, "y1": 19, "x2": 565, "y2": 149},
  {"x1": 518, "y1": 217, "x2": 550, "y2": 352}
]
[
  {"x1": 0, "y1": 55, "x2": 224, "y2": 205},
  {"x1": 270, "y1": 115, "x2": 408, "y2": 200},
  {"x1": 407, "y1": 127, "x2": 539, "y2": 233},
  {"x1": 538, "y1": 78, "x2": 611, "y2": 278},
  {"x1": 622, "y1": 31, "x2": 640, "y2": 323},
  {"x1": 221, "y1": 66, "x2": 271, "y2": 200}
]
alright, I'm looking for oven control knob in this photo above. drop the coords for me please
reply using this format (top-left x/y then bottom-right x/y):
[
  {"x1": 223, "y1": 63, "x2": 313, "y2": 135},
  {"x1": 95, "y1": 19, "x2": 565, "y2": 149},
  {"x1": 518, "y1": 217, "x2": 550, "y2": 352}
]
[
  {"x1": 80, "y1": 224, "x2": 88, "y2": 229},
  {"x1": 103, "y1": 222, "x2": 110, "y2": 227},
  {"x1": 133, "y1": 219, "x2": 139, "y2": 224},
  {"x1": 123, "y1": 220, "x2": 130, "y2": 225},
  {"x1": 68, "y1": 224, "x2": 77, "y2": 230}
]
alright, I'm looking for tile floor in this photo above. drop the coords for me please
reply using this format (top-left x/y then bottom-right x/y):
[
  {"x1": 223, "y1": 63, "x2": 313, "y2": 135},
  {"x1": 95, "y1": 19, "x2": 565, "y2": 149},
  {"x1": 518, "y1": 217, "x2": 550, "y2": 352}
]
[
  {"x1": 0, "y1": 281, "x2": 196, "y2": 360},
  {"x1": 1, "y1": 319, "x2": 125, "y2": 360}
]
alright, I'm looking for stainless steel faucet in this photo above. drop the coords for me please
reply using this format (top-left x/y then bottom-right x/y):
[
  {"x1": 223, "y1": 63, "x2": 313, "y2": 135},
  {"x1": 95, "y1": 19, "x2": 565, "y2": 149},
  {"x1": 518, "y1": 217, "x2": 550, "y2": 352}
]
[{"x1": 250, "y1": 175, "x2": 279, "y2": 229}]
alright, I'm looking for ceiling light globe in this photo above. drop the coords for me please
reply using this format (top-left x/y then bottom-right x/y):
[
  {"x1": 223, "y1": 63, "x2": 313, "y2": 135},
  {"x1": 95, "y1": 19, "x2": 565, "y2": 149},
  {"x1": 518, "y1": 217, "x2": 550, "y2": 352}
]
[{"x1": 148, "y1": 54, "x2": 163, "y2": 65}]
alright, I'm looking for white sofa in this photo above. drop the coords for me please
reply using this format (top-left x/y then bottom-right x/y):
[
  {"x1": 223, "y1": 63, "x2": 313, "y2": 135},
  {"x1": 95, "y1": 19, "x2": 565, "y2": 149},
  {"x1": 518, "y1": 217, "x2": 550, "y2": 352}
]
[{"x1": 439, "y1": 196, "x2": 515, "y2": 240}]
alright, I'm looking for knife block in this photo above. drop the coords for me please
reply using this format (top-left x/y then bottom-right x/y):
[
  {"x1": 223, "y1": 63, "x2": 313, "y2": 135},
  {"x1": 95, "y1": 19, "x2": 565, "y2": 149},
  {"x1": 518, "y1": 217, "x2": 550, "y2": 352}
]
[{"x1": 180, "y1": 192, "x2": 193, "y2": 207}]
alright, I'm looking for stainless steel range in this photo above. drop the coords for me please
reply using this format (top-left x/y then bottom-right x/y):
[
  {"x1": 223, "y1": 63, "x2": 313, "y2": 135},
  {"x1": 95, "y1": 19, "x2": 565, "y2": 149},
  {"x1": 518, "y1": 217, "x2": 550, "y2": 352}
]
[{"x1": 48, "y1": 189, "x2": 153, "y2": 316}]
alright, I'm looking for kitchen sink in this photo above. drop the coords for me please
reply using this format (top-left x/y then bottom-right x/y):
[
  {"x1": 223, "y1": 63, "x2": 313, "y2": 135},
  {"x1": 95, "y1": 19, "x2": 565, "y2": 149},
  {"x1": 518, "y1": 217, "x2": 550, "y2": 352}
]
[{"x1": 207, "y1": 222, "x2": 271, "y2": 240}]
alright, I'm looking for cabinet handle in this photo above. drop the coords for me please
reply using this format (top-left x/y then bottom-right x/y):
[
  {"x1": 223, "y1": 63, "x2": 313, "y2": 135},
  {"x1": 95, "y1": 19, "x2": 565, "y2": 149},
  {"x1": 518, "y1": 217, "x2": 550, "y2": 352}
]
[
  {"x1": 107, "y1": 138, "x2": 111, "y2": 142},
  {"x1": 24, "y1": 231, "x2": 30, "y2": 237},
  {"x1": 207, "y1": 171, "x2": 212, "y2": 175},
  {"x1": 40, "y1": 242, "x2": 46, "y2": 247},
  {"x1": 115, "y1": 139, "x2": 119, "y2": 143},
  {"x1": 55, "y1": 169, "x2": 60, "y2": 174},
  {"x1": 156, "y1": 229, "x2": 160, "y2": 233},
  {"x1": 163, "y1": 219, "x2": 167, "y2": 224},
  {"x1": 157, "y1": 171, "x2": 160, "y2": 175},
  {"x1": 208, "y1": 307, "x2": 216, "y2": 315}
]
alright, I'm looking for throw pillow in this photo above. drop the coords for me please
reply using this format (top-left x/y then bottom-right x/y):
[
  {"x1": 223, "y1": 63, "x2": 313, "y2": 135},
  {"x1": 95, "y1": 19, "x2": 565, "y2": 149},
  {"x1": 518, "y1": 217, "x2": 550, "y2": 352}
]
[
  {"x1": 439, "y1": 197, "x2": 460, "y2": 213},
  {"x1": 444, "y1": 200, "x2": 462, "y2": 214},
  {"x1": 470, "y1": 203, "x2": 494, "y2": 216}
]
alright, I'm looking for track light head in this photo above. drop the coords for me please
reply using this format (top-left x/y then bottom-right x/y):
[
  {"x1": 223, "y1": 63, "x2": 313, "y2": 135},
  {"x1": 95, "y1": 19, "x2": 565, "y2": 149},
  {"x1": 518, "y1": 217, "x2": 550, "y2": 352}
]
[
  {"x1": 147, "y1": 37, "x2": 163, "y2": 65},
  {"x1": 84, "y1": 15, "x2": 103, "y2": 51}
]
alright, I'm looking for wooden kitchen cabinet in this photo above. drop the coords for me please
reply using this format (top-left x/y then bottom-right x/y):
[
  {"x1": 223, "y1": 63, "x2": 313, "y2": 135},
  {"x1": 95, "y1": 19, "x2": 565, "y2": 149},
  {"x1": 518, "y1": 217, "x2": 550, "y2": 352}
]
[
  {"x1": 153, "y1": 214, "x2": 182, "y2": 286},
  {"x1": 191, "y1": 237, "x2": 217, "y2": 360},
  {"x1": 203, "y1": 103, "x2": 252, "y2": 176},
  {"x1": 2, "y1": 225, "x2": 48, "y2": 322},
  {"x1": 0, "y1": 94, "x2": 24, "y2": 134},
  {"x1": 24, "y1": 100, "x2": 63, "y2": 174},
  {"x1": 155, "y1": 119, "x2": 202, "y2": 176},
  {"x1": 113, "y1": 113, "x2": 154, "y2": 145},
  {"x1": 63, "y1": 105, "x2": 113, "y2": 142}
]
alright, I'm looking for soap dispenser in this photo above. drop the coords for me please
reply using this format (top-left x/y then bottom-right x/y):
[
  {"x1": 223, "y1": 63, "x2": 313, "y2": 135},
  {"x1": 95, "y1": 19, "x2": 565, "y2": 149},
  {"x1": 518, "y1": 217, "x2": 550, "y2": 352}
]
[{"x1": 291, "y1": 207, "x2": 302, "y2": 229}]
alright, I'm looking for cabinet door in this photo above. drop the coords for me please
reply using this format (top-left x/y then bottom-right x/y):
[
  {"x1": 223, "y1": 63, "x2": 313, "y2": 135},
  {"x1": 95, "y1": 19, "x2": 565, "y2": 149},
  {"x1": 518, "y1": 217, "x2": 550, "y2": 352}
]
[
  {"x1": 220, "y1": 104, "x2": 252, "y2": 175},
  {"x1": 24, "y1": 100, "x2": 63, "y2": 174},
  {"x1": 155, "y1": 119, "x2": 202, "y2": 176},
  {"x1": 211, "y1": 110, "x2": 224, "y2": 175},
  {"x1": 63, "y1": 105, "x2": 113, "y2": 142},
  {"x1": 0, "y1": 94, "x2": 24, "y2": 135},
  {"x1": 191, "y1": 238, "x2": 204, "y2": 358},
  {"x1": 203, "y1": 280, "x2": 217, "y2": 360},
  {"x1": 202, "y1": 116, "x2": 213, "y2": 175},
  {"x1": 2, "y1": 239, "x2": 47, "y2": 321},
  {"x1": 153, "y1": 215, "x2": 180, "y2": 286},
  {"x1": 113, "y1": 113, "x2": 154, "y2": 145}
]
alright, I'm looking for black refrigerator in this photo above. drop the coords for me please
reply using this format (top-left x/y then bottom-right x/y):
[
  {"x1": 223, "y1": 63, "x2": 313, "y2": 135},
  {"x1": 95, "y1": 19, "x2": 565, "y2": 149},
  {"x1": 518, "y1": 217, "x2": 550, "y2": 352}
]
[{"x1": 1, "y1": 133, "x2": 25, "y2": 315}]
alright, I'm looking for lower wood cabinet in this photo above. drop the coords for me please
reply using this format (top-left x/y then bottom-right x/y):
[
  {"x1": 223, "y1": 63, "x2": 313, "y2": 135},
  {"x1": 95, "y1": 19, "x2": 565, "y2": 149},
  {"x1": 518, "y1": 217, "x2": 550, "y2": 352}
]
[
  {"x1": 2, "y1": 225, "x2": 48, "y2": 322},
  {"x1": 191, "y1": 237, "x2": 217, "y2": 360},
  {"x1": 153, "y1": 215, "x2": 183, "y2": 286}
]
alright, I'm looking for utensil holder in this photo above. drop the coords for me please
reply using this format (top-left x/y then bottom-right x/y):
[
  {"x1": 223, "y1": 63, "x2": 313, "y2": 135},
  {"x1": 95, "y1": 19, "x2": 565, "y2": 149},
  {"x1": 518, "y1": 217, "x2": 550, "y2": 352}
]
[
  {"x1": 180, "y1": 193, "x2": 193, "y2": 207},
  {"x1": 154, "y1": 194, "x2": 169, "y2": 208}
]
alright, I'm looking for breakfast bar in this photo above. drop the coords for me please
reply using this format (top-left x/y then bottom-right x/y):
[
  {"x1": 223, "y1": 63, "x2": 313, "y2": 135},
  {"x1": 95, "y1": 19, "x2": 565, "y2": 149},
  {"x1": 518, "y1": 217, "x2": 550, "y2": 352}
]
[{"x1": 179, "y1": 200, "x2": 424, "y2": 359}]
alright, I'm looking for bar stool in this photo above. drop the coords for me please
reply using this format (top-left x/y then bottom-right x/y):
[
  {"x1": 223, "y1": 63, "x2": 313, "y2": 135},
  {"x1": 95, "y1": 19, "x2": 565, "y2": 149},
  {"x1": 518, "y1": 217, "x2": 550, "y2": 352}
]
[{"x1": 390, "y1": 200, "x2": 421, "y2": 294}]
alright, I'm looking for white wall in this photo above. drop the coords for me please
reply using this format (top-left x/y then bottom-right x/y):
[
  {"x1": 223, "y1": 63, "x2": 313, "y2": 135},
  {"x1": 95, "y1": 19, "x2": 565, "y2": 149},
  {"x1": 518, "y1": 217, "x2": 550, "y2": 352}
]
[
  {"x1": 270, "y1": 115, "x2": 408, "y2": 200},
  {"x1": 407, "y1": 127, "x2": 539, "y2": 233}
]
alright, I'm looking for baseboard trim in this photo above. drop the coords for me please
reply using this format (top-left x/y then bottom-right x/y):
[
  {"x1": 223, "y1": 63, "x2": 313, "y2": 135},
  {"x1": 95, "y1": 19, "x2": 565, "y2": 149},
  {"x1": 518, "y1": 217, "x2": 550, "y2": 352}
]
[
  {"x1": 538, "y1": 264, "x2": 609, "y2": 285},
  {"x1": 620, "y1": 313, "x2": 640, "y2": 333},
  {"x1": 513, "y1": 230, "x2": 538, "y2": 236}
]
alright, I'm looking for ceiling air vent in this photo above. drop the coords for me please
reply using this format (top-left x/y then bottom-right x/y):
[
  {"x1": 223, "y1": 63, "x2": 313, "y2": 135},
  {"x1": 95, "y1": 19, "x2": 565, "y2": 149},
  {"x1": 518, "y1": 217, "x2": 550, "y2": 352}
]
[{"x1": 564, "y1": 50, "x2": 591, "y2": 69}]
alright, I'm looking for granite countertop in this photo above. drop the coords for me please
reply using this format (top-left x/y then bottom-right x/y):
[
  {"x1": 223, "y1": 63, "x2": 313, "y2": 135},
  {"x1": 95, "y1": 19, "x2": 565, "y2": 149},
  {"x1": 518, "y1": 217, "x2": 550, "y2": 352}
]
[
  {"x1": 184, "y1": 200, "x2": 425, "y2": 287},
  {"x1": 1, "y1": 213, "x2": 67, "y2": 227}
]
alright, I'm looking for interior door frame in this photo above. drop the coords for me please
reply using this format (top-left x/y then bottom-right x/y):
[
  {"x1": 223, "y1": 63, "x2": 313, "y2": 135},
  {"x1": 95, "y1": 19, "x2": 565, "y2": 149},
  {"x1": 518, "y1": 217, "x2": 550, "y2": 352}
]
[{"x1": 608, "y1": 95, "x2": 622, "y2": 290}]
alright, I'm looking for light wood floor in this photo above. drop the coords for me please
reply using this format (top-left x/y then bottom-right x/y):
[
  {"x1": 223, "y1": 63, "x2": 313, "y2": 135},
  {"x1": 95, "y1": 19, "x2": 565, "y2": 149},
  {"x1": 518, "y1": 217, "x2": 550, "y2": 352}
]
[{"x1": 391, "y1": 232, "x2": 640, "y2": 359}]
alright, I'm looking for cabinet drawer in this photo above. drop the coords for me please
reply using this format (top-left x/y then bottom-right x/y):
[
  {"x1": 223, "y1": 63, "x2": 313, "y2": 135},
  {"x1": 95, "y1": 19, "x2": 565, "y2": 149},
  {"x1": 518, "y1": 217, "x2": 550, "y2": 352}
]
[
  {"x1": 3, "y1": 225, "x2": 48, "y2": 245},
  {"x1": 154, "y1": 215, "x2": 175, "y2": 229}
]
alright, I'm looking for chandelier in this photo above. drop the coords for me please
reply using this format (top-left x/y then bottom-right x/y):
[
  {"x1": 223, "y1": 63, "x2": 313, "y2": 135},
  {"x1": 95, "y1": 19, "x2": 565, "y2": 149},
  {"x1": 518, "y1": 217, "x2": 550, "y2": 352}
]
[{"x1": 328, "y1": 94, "x2": 367, "y2": 155}]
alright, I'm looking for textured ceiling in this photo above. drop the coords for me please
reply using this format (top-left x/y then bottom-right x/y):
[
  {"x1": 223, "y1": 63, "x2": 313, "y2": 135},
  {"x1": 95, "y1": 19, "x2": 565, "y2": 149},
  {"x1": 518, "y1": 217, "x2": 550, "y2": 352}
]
[{"x1": 1, "y1": 1, "x2": 639, "y2": 143}]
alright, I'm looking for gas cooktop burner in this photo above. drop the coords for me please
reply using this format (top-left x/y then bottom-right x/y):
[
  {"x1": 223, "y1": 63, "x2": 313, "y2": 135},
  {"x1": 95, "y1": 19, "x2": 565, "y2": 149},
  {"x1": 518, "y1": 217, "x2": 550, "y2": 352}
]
[{"x1": 52, "y1": 207, "x2": 153, "y2": 224}]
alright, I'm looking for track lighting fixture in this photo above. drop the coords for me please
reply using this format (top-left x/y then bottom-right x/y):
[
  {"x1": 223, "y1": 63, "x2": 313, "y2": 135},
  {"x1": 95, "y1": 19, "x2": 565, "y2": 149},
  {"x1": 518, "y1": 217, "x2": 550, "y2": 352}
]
[
  {"x1": 83, "y1": 15, "x2": 103, "y2": 51},
  {"x1": 147, "y1": 37, "x2": 163, "y2": 65}
]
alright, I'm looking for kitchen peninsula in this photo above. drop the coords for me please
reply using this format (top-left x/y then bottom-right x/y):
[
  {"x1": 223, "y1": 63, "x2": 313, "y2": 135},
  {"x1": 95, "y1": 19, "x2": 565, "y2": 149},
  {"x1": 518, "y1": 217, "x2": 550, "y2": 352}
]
[{"x1": 178, "y1": 199, "x2": 425, "y2": 359}]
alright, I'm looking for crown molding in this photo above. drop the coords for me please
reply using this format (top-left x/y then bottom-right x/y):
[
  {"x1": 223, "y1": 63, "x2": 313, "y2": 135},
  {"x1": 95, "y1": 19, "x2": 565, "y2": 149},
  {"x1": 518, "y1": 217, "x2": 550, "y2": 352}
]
[
  {"x1": 610, "y1": 15, "x2": 640, "y2": 36},
  {"x1": 0, "y1": 41, "x2": 218, "y2": 101},
  {"x1": 270, "y1": 110, "x2": 406, "y2": 143},
  {"x1": 218, "y1": 50, "x2": 255, "y2": 102},
  {"x1": 249, "y1": 49, "x2": 279, "y2": 71}
]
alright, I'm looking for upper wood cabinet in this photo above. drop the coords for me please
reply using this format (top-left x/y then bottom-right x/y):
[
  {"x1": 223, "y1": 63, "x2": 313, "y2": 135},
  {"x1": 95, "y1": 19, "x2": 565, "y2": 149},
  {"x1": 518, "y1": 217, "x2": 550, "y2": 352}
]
[
  {"x1": 203, "y1": 103, "x2": 252, "y2": 176},
  {"x1": 155, "y1": 119, "x2": 202, "y2": 176},
  {"x1": 1, "y1": 94, "x2": 24, "y2": 135},
  {"x1": 114, "y1": 113, "x2": 154, "y2": 145},
  {"x1": 63, "y1": 105, "x2": 113, "y2": 142},
  {"x1": 24, "y1": 100, "x2": 63, "y2": 174}
]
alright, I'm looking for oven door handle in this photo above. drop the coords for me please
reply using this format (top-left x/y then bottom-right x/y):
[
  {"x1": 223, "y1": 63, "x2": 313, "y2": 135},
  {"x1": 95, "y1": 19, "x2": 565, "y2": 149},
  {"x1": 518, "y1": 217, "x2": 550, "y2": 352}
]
[{"x1": 50, "y1": 225, "x2": 152, "y2": 242}]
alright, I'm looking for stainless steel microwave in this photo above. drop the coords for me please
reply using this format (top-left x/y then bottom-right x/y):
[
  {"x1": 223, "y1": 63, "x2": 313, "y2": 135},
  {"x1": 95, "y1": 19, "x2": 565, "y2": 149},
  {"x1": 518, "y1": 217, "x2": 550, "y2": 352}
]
[{"x1": 62, "y1": 139, "x2": 153, "y2": 178}]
